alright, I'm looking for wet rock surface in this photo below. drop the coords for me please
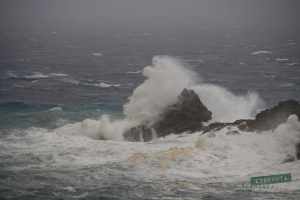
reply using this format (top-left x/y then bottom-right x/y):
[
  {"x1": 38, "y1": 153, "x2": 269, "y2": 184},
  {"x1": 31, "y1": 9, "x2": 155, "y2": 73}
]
[
  {"x1": 225, "y1": 130, "x2": 240, "y2": 135},
  {"x1": 123, "y1": 124, "x2": 154, "y2": 142},
  {"x1": 153, "y1": 88, "x2": 212, "y2": 137},
  {"x1": 282, "y1": 140, "x2": 300, "y2": 164},
  {"x1": 201, "y1": 120, "x2": 252, "y2": 134},
  {"x1": 201, "y1": 100, "x2": 300, "y2": 163},
  {"x1": 123, "y1": 89, "x2": 212, "y2": 141},
  {"x1": 282, "y1": 155, "x2": 296, "y2": 163},
  {"x1": 244, "y1": 99, "x2": 300, "y2": 132},
  {"x1": 123, "y1": 91, "x2": 300, "y2": 145},
  {"x1": 202, "y1": 100, "x2": 300, "y2": 134}
]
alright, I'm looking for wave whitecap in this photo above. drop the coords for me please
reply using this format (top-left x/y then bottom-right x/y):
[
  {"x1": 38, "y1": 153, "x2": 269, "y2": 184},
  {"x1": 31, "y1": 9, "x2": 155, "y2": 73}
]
[
  {"x1": 251, "y1": 51, "x2": 272, "y2": 55},
  {"x1": 56, "y1": 56, "x2": 265, "y2": 140}
]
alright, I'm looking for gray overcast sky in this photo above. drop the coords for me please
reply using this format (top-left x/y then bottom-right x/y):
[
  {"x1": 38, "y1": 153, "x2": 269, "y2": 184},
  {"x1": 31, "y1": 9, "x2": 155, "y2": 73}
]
[{"x1": 1, "y1": 0, "x2": 300, "y2": 31}]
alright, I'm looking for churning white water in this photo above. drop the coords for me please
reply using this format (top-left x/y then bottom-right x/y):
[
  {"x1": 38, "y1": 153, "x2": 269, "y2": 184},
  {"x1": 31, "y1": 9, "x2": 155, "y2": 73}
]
[
  {"x1": 1, "y1": 56, "x2": 300, "y2": 199},
  {"x1": 56, "y1": 56, "x2": 265, "y2": 140},
  {"x1": 3, "y1": 114, "x2": 300, "y2": 199}
]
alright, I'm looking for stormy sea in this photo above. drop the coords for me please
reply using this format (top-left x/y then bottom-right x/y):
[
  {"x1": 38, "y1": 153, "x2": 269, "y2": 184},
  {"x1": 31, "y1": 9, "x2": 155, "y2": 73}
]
[{"x1": 1, "y1": 2, "x2": 300, "y2": 199}]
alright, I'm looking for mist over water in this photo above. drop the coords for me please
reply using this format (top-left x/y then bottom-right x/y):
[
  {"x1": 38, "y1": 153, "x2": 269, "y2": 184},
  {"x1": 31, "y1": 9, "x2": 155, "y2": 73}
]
[
  {"x1": 123, "y1": 56, "x2": 199, "y2": 123},
  {"x1": 54, "y1": 56, "x2": 265, "y2": 141},
  {"x1": 1, "y1": 0, "x2": 300, "y2": 199},
  {"x1": 195, "y1": 115, "x2": 300, "y2": 181},
  {"x1": 193, "y1": 85, "x2": 265, "y2": 122},
  {"x1": 123, "y1": 55, "x2": 265, "y2": 125}
]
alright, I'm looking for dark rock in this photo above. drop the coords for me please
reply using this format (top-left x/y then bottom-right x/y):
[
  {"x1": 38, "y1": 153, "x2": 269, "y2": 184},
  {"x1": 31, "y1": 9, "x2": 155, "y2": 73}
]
[
  {"x1": 187, "y1": 127, "x2": 203, "y2": 134},
  {"x1": 282, "y1": 155, "x2": 296, "y2": 163},
  {"x1": 202, "y1": 120, "x2": 251, "y2": 134},
  {"x1": 123, "y1": 88, "x2": 212, "y2": 141},
  {"x1": 201, "y1": 100, "x2": 300, "y2": 134},
  {"x1": 199, "y1": 100, "x2": 300, "y2": 162},
  {"x1": 123, "y1": 125, "x2": 154, "y2": 142},
  {"x1": 296, "y1": 142, "x2": 300, "y2": 160},
  {"x1": 152, "y1": 88, "x2": 212, "y2": 138},
  {"x1": 245, "y1": 99, "x2": 300, "y2": 132},
  {"x1": 123, "y1": 91, "x2": 300, "y2": 143},
  {"x1": 226, "y1": 130, "x2": 240, "y2": 135},
  {"x1": 235, "y1": 119, "x2": 254, "y2": 131},
  {"x1": 202, "y1": 122, "x2": 229, "y2": 134}
]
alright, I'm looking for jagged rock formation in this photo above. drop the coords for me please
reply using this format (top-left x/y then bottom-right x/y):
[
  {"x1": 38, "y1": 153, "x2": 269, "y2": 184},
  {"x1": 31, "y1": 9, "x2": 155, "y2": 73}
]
[
  {"x1": 123, "y1": 87, "x2": 300, "y2": 163},
  {"x1": 123, "y1": 89, "x2": 212, "y2": 142},
  {"x1": 123, "y1": 90, "x2": 300, "y2": 164},
  {"x1": 153, "y1": 88, "x2": 212, "y2": 138},
  {"x1": 244, "y1": 99, "x2": 300, "y2": 132},
  {"x1": 203, "y1": 99, "x2": 300, "y2": 134},
  {"x1": 200, "y1": 99, "x2": 300, "y2": 164}
]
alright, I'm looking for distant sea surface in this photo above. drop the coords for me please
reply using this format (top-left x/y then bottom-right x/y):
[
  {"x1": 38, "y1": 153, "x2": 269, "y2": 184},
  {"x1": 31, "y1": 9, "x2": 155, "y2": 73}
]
[{"x1": 1, "y1": 21, "x2": 300, "y2": 199}]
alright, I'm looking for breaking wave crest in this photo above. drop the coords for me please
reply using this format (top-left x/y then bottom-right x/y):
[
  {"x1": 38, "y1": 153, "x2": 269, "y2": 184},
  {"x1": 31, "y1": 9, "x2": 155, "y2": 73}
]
[
  {"x1": 192, "y1": 84, "x2": 264, "y2": 122},
  {"x1": 55, "y1": 115, "x2": 138, "y2": 141},
  {"x1": 195, "y1": 115, "x2": 300, "y2": 167},
  {"x1": 123, "y1": 56, "x2": 200, "y2": 123},
  {"x1": 56, "y1": 56, "x2": 265, "y2": 140}
]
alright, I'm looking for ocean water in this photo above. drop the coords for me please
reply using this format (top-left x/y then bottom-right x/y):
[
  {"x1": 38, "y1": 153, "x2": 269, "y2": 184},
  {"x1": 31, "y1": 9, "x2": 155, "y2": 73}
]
[{"x1": 1, "y1": 21, "x2": 300, "y2": 199}]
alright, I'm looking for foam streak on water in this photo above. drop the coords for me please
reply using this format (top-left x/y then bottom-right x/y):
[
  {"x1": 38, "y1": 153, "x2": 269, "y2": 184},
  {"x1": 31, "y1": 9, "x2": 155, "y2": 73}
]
[
  {"x1": 1, "y1": 56, "x2": 299, "y2": 199},
  {"x1": 56, "y1": 56, "x2": 264, "y2": 140},
  {"x1": 1, "y1": 115, "x2": 300, "y2": 199}
]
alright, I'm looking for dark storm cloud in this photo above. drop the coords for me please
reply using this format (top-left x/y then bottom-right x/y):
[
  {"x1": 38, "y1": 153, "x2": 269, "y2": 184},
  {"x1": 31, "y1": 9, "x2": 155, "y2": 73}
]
[{"x1": 1, "y1": 0, "x2": 300, "y2": 29}]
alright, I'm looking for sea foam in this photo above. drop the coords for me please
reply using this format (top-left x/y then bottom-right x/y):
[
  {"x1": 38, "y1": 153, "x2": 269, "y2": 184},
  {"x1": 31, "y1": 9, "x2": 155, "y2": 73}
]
[
  {"x1": 25, "y1": 72, "x2": 50, "y2": 79},
  {"x1": 192, "y1": 84, "x2": 264, "y2": 122},
  {"x1": 83, "y1": 83, "x2": 120, "y2": 87},
  {"x1": 251, "y1": 51, "x2": 272, "y2": 55},
  {"x1": 194, "y1": 115, "x2": 300, "y2": 183},
  {"x1": 56, "y1": 56, "x2": 265, "y2": 140},
  {"x1": 92, "y1": 52, "x2": 102, "y2": 56},
  {"x1": 123, "y1": 56, "x2": 199, "y2": 123}
]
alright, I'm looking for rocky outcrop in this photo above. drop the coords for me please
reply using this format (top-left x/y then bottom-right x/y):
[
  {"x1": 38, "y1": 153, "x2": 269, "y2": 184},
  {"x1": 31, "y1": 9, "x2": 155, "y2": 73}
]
[
  {"x1": 123, "y1": 89, "x2": 212, "y2": 142},
  {"x1": 200, "y1": 99, "x2": 300, "y2": 164},
  {"x1": 153, "y1": 88, "x2": 212, "y2": 138},
  {"x1": 202, "y1": 100, "x2": 300, "y2": 134},
  {"x1": 123, "y1": 90, "x2": 300, "y2": 143},
  {"x1": 244, "y1": 99, "x2": 300, "y2": 132}
]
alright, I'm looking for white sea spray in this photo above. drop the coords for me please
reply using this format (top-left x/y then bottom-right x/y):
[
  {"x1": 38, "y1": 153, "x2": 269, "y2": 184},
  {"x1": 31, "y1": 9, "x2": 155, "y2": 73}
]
[
  {"x1": 192, "y1": 84, "x2": 264, "y2": 122},
  {"x1": 55, "y1": 56, "x2": 265, "y2": 140},
  {"x1": 123, "y1": 56, "x2": 199, "y2": 123},
  {"x1": 195, "y1": 115, "x2": 300, "y2": 185}
]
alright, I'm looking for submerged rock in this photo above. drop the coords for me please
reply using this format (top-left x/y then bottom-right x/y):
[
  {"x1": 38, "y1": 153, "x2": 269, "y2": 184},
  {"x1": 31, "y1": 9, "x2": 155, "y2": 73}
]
[
  {"x1": 282, "y1": 155, "x2": 296, "y2": 163},
  {"x1": 123, "y1": 88, "x2": 212, "y2": 141},
  {"x1": 202, "y1": 120, "x2": 252, "y2": 134},
  {"x1": 225, "y1": 130, "x2": 240, "y2": 135},
  {"x1": 123, "y1": 125, "x2": 154, "y2": 142}
]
